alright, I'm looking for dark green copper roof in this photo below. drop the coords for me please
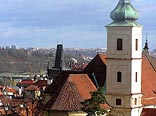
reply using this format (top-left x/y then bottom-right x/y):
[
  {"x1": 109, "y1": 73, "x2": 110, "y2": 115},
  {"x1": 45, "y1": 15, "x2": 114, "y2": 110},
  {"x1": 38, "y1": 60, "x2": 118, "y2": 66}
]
[{"x1": 107, "y1": 0, "x2": 141, "y2": 27}]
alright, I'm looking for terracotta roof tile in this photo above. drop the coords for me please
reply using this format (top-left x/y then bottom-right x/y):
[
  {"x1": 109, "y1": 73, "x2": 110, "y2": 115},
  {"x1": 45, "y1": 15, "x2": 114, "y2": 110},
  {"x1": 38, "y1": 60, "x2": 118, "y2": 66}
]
[
  {"x1": 44, "y1": 73, "x2": 96, "y2": 111},
  {"x1": 51, "y1": 81, "x2": 84, "y2": 111},
  {"x1": 142, "y1": 55, "x2": 156, "y2": 105},
  {"x1": 69, "y1": 74, "x2": 96, "y2": 99},
  {"x1": 25, "y1": 85, "x2": 39, "y2": 91},
  {"x1": 141, "y1": 108, "x2": 156, "y2": 116},
  {"x1": 17, "y1": 80, "x2": 34, "y2": 85},
  {"x1": 34, "y1": 80, "x2": 48, "y2": 88},
  {"x1": 84, "y1": 54, "x2": 107, "y2": 87},
  {"x1": 5, "y1": 87, "x2": 17, "y2": 93}
]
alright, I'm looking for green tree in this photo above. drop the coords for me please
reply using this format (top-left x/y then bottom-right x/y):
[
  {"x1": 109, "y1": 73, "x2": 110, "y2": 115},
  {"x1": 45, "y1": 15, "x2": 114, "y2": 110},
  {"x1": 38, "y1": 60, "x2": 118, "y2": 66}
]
[{"x1": 81, "y1": 87, "x2": 110, "y2": 116}]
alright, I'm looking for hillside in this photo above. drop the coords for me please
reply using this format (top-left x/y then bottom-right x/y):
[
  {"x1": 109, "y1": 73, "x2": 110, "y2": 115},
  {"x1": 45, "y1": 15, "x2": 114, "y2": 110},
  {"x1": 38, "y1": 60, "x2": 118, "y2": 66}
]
[
  {"x1": 0, "y1": 47, "x2": 105, "y2": 74},
  {"x1": 0, "y1": 48, "x2": 53, "y2": 74}
]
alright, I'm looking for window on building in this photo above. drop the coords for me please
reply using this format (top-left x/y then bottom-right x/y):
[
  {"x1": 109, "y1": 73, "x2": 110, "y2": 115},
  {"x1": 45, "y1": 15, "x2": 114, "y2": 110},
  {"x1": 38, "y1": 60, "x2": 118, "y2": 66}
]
[
  {"x1": 117, "y1": 38, "x2": 123, "y2": 50},
  {"x1": 134, "y1": 98, "x2": 137, "y2": 105},
  {"x1": 117, "y1": 71, "x2": 122, "y2": 82},
  {"x1": 135, "y1": 39, "x2": 138, "y2": 51},
  {"x1": 135, "y1": 72, "x2": 138, "y2": 82},
  {"x1": 116, "y1": 99, "x2": 122, "y2": 105}
]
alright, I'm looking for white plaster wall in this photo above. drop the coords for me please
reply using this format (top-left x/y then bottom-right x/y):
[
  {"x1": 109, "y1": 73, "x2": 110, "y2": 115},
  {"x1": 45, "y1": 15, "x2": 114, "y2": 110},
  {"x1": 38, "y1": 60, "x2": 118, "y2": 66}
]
[
  {"x1": 131, "y1": 27, "x2": 142, "y2": 58},
  {"x1": 131, "y1": 108, "x2": 143, "y2": 116},
  {"x1": 131, "y1": 94, "x2": 142, "y2": 108},
  {"x1": 131, "y1": 60, "x2": 142, "y2": 93}
]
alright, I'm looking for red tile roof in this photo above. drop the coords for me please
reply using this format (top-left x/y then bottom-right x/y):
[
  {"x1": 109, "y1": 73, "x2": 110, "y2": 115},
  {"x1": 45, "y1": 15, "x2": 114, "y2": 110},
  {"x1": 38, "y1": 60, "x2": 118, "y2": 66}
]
[
  {"x1": 25, "y1": 85, "x2": 39, "y2": 91},
  {"x1": 17, "y1": 80, "x2": 34, "y2": 85},
  {"x1": 141, "y1": 108, "x2": 156, "y2": 116},
  {"x1": 44, "y1": 73, "x2": 96, "y2": 111},
  {"x1": 34, "y1": 80, "x2": 48, "y2": 88},
  {"x1": 142, "y1": 55, "x2": 156, "y2": 106},
  {"x1": 5, "y1": 87, "x2": 17, "y2": 93},
  {"x1": 68, "y1": 74, "x2": 96, "y2": 99},
  {"x1": 84, "y1": 54, "x2": 107, "y2": 87}
]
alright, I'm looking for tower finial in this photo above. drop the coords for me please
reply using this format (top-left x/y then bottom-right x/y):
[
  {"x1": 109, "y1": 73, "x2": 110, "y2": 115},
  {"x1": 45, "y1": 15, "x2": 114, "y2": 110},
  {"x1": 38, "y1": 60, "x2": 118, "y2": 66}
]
[{"x1": 119, "y1": 0, "x2": 130, "y2": 3}]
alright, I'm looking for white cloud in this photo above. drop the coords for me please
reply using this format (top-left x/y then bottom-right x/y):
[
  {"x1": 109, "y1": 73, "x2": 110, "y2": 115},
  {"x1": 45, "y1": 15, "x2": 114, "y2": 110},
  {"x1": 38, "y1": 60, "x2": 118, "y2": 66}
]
[{"x1": 0, "y1": 0, "x2": 154, "y2": 49}]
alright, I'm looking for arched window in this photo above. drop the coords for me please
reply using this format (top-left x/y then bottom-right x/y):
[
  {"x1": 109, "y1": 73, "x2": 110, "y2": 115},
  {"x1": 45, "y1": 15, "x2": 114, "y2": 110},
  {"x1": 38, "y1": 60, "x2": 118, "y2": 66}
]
[
  {"x1": 117, "y1": 38, "x2": 123, "y2": 50},
  {"x1": 117, "y1": 71, "x2": 122, "y2": 82}
]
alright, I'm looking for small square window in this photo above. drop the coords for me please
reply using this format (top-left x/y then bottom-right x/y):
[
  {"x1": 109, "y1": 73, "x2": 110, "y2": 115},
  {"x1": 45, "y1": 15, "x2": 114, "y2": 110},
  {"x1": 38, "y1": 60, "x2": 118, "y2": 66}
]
[{"x1": 116, "y1": 99, "x2": 122, "y2": 105}]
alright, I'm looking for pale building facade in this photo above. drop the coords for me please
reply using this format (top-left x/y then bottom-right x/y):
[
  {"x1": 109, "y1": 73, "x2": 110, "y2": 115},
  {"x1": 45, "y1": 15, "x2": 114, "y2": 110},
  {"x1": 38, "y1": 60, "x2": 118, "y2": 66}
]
[{"x1": 106, "y1": 0, "x2": 143, "y2": 116}]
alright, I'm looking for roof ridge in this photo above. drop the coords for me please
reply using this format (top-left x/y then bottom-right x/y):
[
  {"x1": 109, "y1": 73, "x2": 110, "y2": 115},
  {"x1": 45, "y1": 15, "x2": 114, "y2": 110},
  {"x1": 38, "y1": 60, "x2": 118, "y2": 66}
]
[{"x1": 145, "y1": 55, "x2": 156, "y2": 72}]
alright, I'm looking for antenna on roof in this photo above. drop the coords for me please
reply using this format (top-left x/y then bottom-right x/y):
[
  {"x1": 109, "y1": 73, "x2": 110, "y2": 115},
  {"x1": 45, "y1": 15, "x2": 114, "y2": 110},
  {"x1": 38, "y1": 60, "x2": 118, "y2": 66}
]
[{"x1": 146, "y1": 33, "x2": 148, "y2": 42}]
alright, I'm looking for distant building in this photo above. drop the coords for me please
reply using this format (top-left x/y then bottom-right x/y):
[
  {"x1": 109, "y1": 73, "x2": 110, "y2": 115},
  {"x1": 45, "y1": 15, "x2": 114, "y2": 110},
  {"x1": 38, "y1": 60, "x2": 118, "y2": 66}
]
[
  {"x1": 47, "y1": 44, "x2": 69, "y2": 80},
  {"x1": 47, "y1": 44, "x2": 85, "y2": 80}
]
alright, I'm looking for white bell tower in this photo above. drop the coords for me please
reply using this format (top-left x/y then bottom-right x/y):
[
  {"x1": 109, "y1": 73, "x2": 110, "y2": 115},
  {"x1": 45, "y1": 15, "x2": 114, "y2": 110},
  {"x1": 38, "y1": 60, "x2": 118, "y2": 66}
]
[{"x1": 106, "y1": 0, "x2": 143, "y2": 116}]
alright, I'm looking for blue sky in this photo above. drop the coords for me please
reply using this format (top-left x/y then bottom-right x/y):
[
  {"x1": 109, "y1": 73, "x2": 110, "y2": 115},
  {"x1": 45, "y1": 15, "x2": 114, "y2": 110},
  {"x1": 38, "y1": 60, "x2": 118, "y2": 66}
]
[{"x1": 0, "y1": 0, "x2": 155, "y2": 49}]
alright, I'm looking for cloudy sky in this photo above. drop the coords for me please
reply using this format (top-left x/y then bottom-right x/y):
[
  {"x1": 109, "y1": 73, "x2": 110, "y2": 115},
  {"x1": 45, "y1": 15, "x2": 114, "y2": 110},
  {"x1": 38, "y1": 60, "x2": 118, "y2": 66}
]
[{"x1": 0, "y1": 0, "x2": 155, "y2": 49}]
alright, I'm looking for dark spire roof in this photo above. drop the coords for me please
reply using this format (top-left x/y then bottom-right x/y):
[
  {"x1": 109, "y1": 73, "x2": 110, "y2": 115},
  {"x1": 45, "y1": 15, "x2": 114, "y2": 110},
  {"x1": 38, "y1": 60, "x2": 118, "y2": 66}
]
[
  {"x1": 143, "y1": 34, "x2": 149, "y2": 55},
  {"x1": 143, "y1": 34, "x2": 149, "y2": 50},
  {"x1": 54, "y1": 44, "x2": 65, "y2": 70}
]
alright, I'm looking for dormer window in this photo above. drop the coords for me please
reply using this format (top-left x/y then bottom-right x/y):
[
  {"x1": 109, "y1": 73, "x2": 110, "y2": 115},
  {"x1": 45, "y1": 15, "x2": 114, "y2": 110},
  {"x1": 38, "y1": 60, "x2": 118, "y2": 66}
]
[{"x1": 117, "y1": 38, "x2": 123, "y2": 50}]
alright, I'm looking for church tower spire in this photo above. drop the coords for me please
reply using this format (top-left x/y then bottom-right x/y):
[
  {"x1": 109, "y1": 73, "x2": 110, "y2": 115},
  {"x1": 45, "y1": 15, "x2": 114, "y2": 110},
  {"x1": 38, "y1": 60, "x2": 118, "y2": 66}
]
[
  {"x1": 144, "y1": 34, "x2": 149, "y2": 50},
  {"x1": 143, "y1": 34, "x2": 149, "y2": 55},
  {"x1": 106, "y1": 0, "x2": 143, "y2": 116}
]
